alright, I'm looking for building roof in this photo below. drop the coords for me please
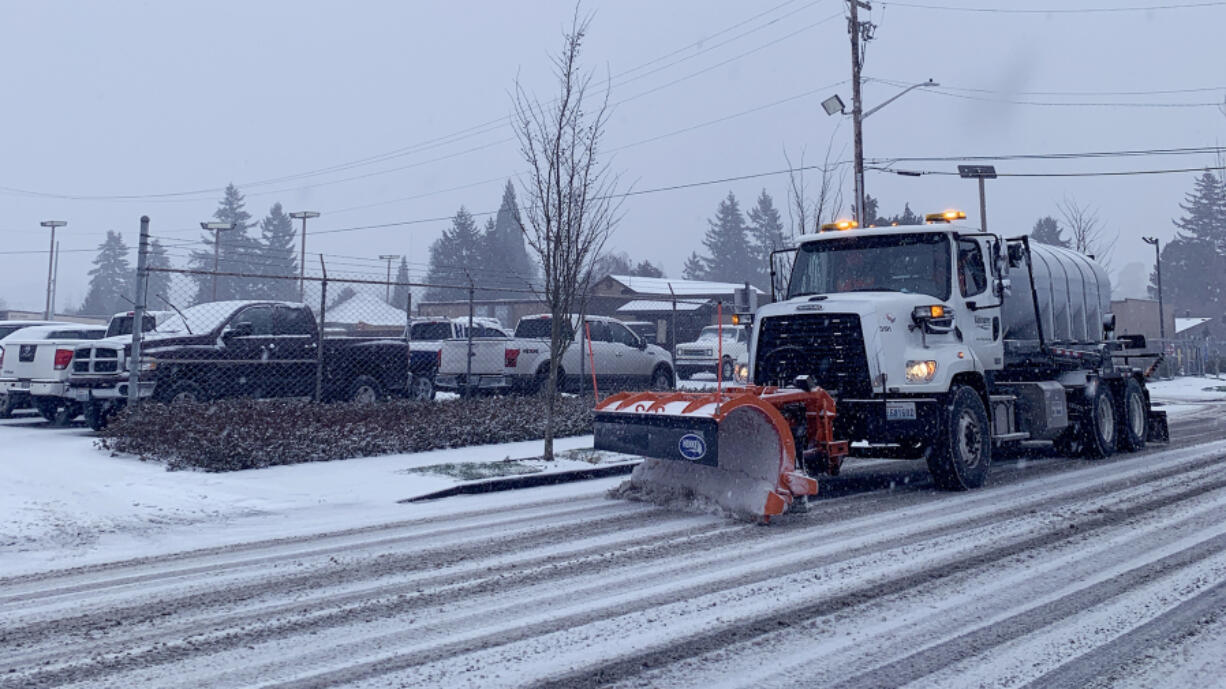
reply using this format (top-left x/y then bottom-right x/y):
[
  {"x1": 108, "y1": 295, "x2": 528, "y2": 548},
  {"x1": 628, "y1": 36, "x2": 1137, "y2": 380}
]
[
  {"x1": 605, "y1": 275, "x2": 766, "y2": 297},
  {"x1": 1175, "y1": 317, "x2": 1213, "y2": 334},
  {"x1": 326, "y1": 292, "x2": 408, "y2": 327},
  {"x1": 617, "y1": 299, "x2": 705, "y2": 313}
]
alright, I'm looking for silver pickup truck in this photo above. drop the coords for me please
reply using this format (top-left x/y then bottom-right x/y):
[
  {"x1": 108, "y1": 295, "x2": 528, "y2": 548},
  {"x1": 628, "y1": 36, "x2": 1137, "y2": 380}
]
[{"x1": 435, "y1": 313, "x2": 674, "y2": 394}]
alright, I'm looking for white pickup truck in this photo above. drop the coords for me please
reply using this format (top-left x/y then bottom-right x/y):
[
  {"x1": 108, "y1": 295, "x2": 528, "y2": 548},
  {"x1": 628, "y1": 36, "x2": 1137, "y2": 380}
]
[
  {"x1": 435, "y1": 313, "x2": 674, "y2": 394},
  {"x1": 673, "y1": 324, "x2": 749, "y2": 380},
  {"x1": 0, "y1": 324, "x2": 108, "y2": 422}
]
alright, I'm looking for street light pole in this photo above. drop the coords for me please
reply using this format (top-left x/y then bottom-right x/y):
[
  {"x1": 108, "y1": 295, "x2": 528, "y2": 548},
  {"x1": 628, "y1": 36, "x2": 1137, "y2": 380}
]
[
  {"x1": 290, "y1": 211, "x2": 320, "y2": 302},
  {"x1": 379, "y1": 254, "x2": 399, "y2": 302},
  {"x1": 201, "y1": 221, "x2": 236, "y2": 301},
  {"x1": 1143, "y1": 236, "x2": 1165, "y2": 340},
  {"x1": 40, "y1": 220, "x2": 67, "y2": 319}
]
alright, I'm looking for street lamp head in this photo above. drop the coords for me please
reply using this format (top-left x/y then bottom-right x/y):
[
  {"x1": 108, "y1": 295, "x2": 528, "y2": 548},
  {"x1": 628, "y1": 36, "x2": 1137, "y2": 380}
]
[
  {"x1": 290, "y1": 211, "x2": 321, "y2": 220},
  {"x1": 379, "y1": 254, "x2": 399, "y2": 260},
  {"x1": 1142, "y1": 236, "x2": 1159, "y2": 246},
  {"x1": 40, "y1": 220, "x2": 67, "y2": 228},
  {"x1": 201, "y1": 221, "x2": 236, "y2": 231},
  {"x1": 821, "y1": 94, "x2": 846, "y2": 116}
]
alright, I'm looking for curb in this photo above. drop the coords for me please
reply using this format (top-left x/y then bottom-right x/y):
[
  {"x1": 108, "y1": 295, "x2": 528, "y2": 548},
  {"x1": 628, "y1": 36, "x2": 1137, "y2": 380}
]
[{"x1": 400, "y1": 461, "x2": 640, "y2": 502}]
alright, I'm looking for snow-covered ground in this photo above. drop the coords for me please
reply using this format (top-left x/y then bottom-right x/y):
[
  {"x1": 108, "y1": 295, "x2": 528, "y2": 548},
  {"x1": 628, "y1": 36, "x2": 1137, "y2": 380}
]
[{"x1": 2, "y1": 375, "x2": 1223, "y2": 578}]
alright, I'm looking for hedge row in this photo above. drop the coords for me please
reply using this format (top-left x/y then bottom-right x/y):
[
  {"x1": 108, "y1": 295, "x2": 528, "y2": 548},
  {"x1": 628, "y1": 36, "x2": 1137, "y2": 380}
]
[{"x1": 96, "y1": 396, "x2": 595, "y2": 472}]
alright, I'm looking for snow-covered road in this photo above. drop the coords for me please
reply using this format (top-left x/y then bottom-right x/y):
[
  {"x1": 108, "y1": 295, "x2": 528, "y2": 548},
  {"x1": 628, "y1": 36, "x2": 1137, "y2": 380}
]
[{"x1": 2, "y1": 397, "x2": 1226, "y2": 688}]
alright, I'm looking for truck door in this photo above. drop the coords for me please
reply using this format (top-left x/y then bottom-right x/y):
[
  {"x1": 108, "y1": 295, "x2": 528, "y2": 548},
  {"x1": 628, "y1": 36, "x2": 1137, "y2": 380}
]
[
  {"x1": 274, "y1": 306, "x2": 318, "y2": 397},
  {"x1": 957, "y1": 237, "x2": 1004, "y2": 370},
  {"x1": 221, "y1": 305, "x2": 277, "y2": 396}
]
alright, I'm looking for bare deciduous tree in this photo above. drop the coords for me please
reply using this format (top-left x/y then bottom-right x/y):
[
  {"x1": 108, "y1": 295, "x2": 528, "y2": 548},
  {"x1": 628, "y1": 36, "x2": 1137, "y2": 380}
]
[
  {"x1": 1057, "y1": 195, "x2": 1117, "y2": 266},
  {"x1": 513, "y1": 10, "x2": 619, "y2": 461}
]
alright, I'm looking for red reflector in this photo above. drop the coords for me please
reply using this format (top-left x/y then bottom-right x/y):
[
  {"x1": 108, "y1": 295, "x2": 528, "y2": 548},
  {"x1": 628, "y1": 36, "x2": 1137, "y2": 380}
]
[
  {"x1": 54, "y1": 348, "x2": 74, "y2": 370},
  {"x1": 436, "y1": 349, "x2": 442, "y2": 366},
  {"x1": 505, "y1": 348, "x2": 520, "y2": 368}
]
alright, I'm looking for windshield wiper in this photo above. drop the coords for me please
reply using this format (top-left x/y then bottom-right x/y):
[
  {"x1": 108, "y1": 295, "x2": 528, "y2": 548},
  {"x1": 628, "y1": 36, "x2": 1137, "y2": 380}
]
[
  {"x1": 844, "y1": 287, "x2": 896, "y2": 292},
  {"x1": 157, "y1": 294, "x2": 192, "y2": 334}
]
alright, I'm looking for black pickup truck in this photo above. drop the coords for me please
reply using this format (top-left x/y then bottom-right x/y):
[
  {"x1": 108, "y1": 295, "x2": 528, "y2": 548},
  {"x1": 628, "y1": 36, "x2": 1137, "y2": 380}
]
[{"x1": 67, "y1": 300, "x2": 419, "y2": 427}]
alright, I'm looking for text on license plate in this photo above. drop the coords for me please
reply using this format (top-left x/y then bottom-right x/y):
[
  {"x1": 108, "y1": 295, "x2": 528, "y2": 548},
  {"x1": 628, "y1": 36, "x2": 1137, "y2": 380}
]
[{"x1": 886, "y1": 401, "x2": 916, "y2": 421}]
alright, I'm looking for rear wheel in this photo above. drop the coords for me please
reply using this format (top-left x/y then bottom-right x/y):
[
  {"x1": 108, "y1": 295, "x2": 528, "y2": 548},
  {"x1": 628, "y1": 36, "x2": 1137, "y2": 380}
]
[
  {"x1": 346, "y1": 375, "x2": 382, "y2": 404},
  {"x1": 0, "y1": 394, "x2": 19, "y2": 419},
  {"x1": 1116, "y1": 378, "x2": 1148, "y2": 452},
  {"x1": 1080, "y1": 384, "x2": 1117, "y2": 459},
  {"x1": 34, "y1": 398, "x2": 60, "y2": 423},
  {"x1": 410, "y1": 374, "x2": 435, "y2": 401},
  {"x1": 927, "y1": 385, "x2": 991, "y2": 490}
]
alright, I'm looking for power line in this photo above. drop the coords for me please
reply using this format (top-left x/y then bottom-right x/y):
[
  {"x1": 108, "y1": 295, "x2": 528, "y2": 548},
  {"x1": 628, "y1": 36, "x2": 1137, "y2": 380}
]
[
  {"x1": 880, "y1": 1, "x2": 1226, "y2": 14},
  {"x1": 872, "y1": 77, "x2": 1226, "y2": 98},
  {"x1": 867, "y1": 145, "x2": 1226, "y2": 164},
  {"x1": 871, "y1": 164, "x2": 1226, "y2": 177}
]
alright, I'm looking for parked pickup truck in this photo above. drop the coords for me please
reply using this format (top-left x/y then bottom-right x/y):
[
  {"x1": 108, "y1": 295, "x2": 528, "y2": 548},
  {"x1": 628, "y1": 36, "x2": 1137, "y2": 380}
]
[
  {"x1": 0, "y1": 324, "x2": 108, "y2": 421},
  {"x1": 435, "y1": 313, "x2": 674, "y2": 394},
  {"x1": 67, "y1": 300, "x2": 417, "y2": 428},
  {"x1": 674, "y1": 324, "x2": 748, "y2": 380},
  {"x1": 406, "y1": 317, "x2": 509, "y2": 399}
]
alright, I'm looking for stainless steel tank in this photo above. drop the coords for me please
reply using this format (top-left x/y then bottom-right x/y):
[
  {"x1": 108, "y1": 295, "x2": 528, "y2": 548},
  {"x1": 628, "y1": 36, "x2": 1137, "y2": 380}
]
[{"x1": 1001, "y1": 243, "x2": 1111, "y2": 345}]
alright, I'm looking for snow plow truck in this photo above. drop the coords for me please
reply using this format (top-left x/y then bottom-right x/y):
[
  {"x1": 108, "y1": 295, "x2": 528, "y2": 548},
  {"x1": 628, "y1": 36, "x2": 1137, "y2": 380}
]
[{"x1": 595, "y1": 210, "x2": 1168, "y2": 522}]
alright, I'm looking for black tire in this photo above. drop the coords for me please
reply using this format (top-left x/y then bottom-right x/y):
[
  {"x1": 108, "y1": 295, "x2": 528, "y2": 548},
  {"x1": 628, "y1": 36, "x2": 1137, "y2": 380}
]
[
  {"x1": 1080, "y1": 383, "x2": 1117, "y2": 459},
  {"x1": 927, "y1": 385, "x2": 992, "y2": 490},
  {"x1": 34, "y1": 398, "x2": 59, "y2": 423},
  {"x1": 720, "y1": 357, "x2": 735, "y2": 381},
  {"x1": 1116, "y1": 377, "x2": 1148, "y2": 452},
  {"x1": 0, "y1": 393, "x2": 19, "y2": 419},
  {"x1": 535, "y1": 365, "x2": 565, "y2": 394},
  {"x1": 156, "y1": 379, "x2": 206, "y2": 405},
  {"x1": 346, "y1": 375, "x2": 382, "y2": 404},
  {"x1": 84, "y1": 402, "x2": 109, "y2": 431},
  {"x1": 410, "y1": 374, "x2": 435, "y2": 401},
  {"x1": 51, "y1": 402, "x2": 81, "y2": 427},
  {"x1": 651, "y1": 365, "x2": 674, "y2": 391}
]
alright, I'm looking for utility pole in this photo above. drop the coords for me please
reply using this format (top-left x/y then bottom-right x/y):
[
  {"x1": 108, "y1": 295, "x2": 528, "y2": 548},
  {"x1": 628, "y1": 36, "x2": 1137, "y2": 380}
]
[
  {"x1": 201, "y1": 221, "x2": 235, "y2": 301},
  {"x1": 958, "y1": 165, "x2": 997, "y2": 232},
  {"x1": 380, "y1": 254, "x2": 399, "y2": 302},
  {"x1": 1143, "y1": 236, "x2": 1165, "y2": 340},
  {"x1": 290, "y1": 210, "x2": 320, "y2": 302},
  {"x1": 40, "y1": 221, "x2": 66, "y2": 319},
  {"x1": 847, "y1": 0, "x2": 873, "y2": 224}
]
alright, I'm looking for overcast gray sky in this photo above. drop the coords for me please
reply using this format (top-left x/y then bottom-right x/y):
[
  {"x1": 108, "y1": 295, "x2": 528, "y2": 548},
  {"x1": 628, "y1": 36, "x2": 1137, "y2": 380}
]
[{"x1": 2, "y1": 0, "x2": 1224, "y2": 312}]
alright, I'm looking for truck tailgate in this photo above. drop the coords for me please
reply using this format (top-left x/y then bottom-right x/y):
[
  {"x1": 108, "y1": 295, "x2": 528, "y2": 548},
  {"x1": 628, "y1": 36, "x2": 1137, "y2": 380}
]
[
  {"x1": 1, "y1": 341, "x2": 76, "y2": 382},
  {"x1": 438, "y1": 339, "x2": 511, "y2": 375}
]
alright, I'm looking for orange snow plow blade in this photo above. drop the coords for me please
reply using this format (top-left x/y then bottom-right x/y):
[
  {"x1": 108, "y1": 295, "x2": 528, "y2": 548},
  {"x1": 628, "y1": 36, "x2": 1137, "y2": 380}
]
[{"x1": 594, "y1": 386, "x2": 847, "y2": 522}]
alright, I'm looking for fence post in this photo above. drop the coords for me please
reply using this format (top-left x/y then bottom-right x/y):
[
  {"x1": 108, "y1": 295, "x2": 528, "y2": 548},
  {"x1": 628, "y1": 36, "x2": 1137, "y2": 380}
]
[
  {"x1": 465, "y1": 275, "x2": 475, "y2": 397},
  {"x1": 405, "y1": 290, "x2": 413, "y2": 397},
  {"x1": 585, "y1": 321, "x2": 598, "y2": 404},
  {"x1": 316, "y1": 256, "x2": 327, "y2": 403},
  {"x1": 127, "y1": 215, "x2": 151, "y2": 409},
  {"x1": 716, "y1": 300, "x2": 723, "y2": 394},
  {"x1": 668, "y1": 282, "x2": 678, "y2": 384}
]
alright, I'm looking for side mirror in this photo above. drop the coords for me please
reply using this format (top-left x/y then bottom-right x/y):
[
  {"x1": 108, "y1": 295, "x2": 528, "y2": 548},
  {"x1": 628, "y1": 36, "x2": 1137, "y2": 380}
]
[
  {"x1": 635, "y1": 337, "x2": 647, "y2": 350},
  {"x1": 1102, "y1": 313, "x2": 1117, "y2": 333},
  {"x1": 995, "y1": 278, "x2": 1012, "y2": 298},
  {"x1": 1007, "y1": 243, "x2": 1026, "y2": 268}
]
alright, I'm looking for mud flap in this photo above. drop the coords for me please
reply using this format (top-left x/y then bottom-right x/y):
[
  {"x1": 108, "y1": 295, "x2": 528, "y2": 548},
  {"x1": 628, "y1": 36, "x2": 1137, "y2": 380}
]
[{"x1": 1147, "y1": 409, "x2": 1169, "y2": 442}]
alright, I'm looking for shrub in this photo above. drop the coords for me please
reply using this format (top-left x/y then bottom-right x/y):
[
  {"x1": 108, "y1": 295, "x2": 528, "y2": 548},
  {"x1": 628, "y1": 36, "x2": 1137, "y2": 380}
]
[{"x1": 96, "y1": 396, "x2": 595, "y2": 472}]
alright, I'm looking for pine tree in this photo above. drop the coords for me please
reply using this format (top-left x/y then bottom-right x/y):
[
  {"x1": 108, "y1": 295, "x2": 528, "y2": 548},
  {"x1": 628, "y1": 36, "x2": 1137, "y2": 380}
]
[
  {"x1": 144, "y1": 238, "x2": 174, "y2": 309},
  {"x1": 896, "y1": 203, "x2": 920, "y2": 226},
  {"x1": 391, "y1": 256, "x2": 411, "y2": 309},
  {"x1": 479, "y1": 181, "x2": 538, "y2": 298},
  {"x1": 424, "y1": 207, "x2": 485, "y2": 302},
  {"x1": 631, "y1": 260, "x2": 664, "y2": 278},
  {"x1": 699, "y1": 191, "x2": 753, "y2": 284},
  {"x1": 190, "y1": 183, "x2": 259, "y2": 302},
  {"x1": 1152, "y1": 172, "x2": 1226, "y2": 316},
  {"x1": 682, "y1": 251, "x2": 706, "y2": 280},
  {"x1": 747, "y1": 189, "x2": 787, "y2": 290},
  {"x1": 80, "y1": 231, "x2": 132, "y2": 316},
  {"x1": 1030, "y1": 216, "x2": 1071, "y2": 248},
  {"x1": 257, "y1": 202, "x2": 298, "y2": 301}
]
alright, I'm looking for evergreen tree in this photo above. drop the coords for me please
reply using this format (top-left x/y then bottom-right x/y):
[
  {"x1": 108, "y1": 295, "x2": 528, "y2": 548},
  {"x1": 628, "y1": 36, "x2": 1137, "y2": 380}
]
[
  {"x1": 144, "y1": 238, "x2": 174, "y2": 309},
  {"x1": 631, "y1": 260, "x2": 664, "y2": 278},
  {"x1": 80, "y1": 231, "x2": 132, "y2": 316},
  {"x1": 190, "y1": 183, "x2": 259, "y2": 302},
  {"x1": 480, "y1": 181, "x2": 538, "y2": 298},
  {"x1": 424, "y1": 207, "x2": 485, "y2": 301},
  {"x1": 257, "y1": 202, "x2": 298, "y2": 300},
  {"x1": 699, "y1": 191, "x2": 753, "y2": 284},
  {"x1": 1152, "y1": 172, "x2": 1226, "y2": 316},
  {"x1": 854, "y1": 194, "x2": 883, "y2": 227},
  {"x1": 391, "y1": 256, "x2": 411, "y2": 309},
  {"x1": 682, "y1": 251, "x2": 706, "y2": 280},
  {"x1": 1030, "y1": 216, "x2": 1071, "y2": 248},
  {"x1": 747, "y1": 189, "x2": 787, "y2": 290},
  {"x1": 896, "y1": 203, "x2": 920, "y2": 226}
]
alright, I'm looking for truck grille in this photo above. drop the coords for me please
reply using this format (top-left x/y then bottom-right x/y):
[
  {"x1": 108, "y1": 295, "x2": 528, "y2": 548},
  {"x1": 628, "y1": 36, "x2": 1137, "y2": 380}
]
[
  {"x1": 678, "y1": 347, "x2": 710, "y2": 358},
  {"x1": 753, "y1": 313, "x2": 871, "y2": 396},
  {"x1": 73, "y1": 346, "x2": 121, "y2": 374}
]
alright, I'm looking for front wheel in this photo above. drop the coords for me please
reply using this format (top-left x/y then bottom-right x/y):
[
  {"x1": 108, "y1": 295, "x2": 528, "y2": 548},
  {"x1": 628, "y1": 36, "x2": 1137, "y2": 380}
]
[
  {"x1": 927, "y1": 385, "x2": 992, "y2": 490},
  {"x1": 346, "y1": 375, "x2": 382, "y2": 404},
  {"x1": 156, "y1": 380, "x2": 206, "y2": 405},
  {"x1": 651, "y1": 365, "x2": 674, "y2": 391},
  {"x1": 720, "y1": 357, "x2": 735, "y2": 381},
  {"x1": 1116, "y1": 378, "x2": 1148, "y2": 452}
]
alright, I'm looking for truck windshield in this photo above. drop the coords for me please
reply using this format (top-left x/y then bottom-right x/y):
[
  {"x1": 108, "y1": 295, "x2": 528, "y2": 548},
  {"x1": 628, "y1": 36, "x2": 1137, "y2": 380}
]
[{"x1": 786, "y1": 233, "x2": 952, "y2": 301}]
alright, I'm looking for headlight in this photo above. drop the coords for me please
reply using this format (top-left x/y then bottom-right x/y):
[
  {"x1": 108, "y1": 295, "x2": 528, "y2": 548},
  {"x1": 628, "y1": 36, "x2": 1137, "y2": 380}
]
[
  {"x1": 139, "y1": 359, "x2": 158, "y2": 371},
  {"x1": 905, "y1": 360, "x2": 937, "y2": 383},
  {"x1": 734, "y1": 363, "x2": 749, "y2": 384}
]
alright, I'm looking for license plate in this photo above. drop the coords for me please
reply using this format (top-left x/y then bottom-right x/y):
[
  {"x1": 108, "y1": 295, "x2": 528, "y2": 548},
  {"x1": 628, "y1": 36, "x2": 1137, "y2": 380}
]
[
  {"x1": 16, "y1": 381, "x2": 30, "y2": 390},
  {"x1": 886, "y1": 401, "x2": 916, "y2": 421}
]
